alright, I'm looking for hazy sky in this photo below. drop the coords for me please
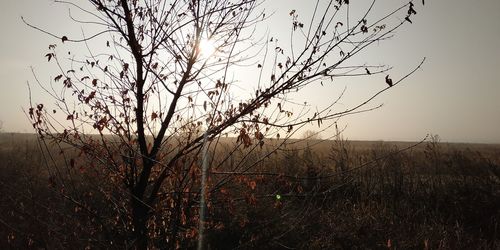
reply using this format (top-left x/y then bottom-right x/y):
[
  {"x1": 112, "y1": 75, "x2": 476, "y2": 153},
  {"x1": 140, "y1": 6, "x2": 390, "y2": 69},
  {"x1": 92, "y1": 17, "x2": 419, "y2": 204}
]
[{"x1": 0, "y1": 0, "x2": 499, "y2": 143}]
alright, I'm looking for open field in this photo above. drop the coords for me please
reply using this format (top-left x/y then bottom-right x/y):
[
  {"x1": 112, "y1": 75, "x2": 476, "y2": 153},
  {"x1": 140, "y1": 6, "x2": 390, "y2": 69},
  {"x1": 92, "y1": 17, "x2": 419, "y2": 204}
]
[{"x1": 1, "y1": 133, "x2": 499, "y2": 249}]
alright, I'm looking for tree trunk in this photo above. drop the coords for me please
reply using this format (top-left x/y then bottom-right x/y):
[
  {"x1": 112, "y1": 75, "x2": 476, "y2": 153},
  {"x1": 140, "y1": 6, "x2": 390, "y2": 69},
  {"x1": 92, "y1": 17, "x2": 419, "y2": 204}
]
[{"x1": 132, "y1": 197, "x2": 150, "y2": 250}]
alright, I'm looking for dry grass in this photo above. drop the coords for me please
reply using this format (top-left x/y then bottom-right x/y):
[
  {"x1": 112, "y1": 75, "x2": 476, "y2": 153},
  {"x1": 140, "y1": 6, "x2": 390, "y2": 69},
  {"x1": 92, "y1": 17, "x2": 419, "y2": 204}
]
[{"x1": 0, "y1": 133, "x2": 499, "y2": 249}]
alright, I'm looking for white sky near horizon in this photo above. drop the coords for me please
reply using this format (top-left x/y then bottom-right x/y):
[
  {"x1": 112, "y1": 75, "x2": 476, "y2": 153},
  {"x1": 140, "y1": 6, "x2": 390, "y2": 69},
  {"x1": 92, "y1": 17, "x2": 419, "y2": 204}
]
[{"x1": 0, "y1": 0, "x2": 499, "y2": 143}]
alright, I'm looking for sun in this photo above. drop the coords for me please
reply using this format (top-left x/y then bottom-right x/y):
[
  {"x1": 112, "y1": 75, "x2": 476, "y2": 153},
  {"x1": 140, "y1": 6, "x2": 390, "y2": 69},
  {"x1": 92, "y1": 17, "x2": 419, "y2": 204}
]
[{"x1": 198, "y1": 39, "x2": 217, "y2": 57}]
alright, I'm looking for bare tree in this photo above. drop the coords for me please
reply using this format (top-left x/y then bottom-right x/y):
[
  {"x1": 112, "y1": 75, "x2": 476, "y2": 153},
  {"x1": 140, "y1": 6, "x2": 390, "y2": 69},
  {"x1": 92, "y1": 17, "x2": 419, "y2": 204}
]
[{"x1": 25, "y1": 0, "x2": 423, "y2": 248}]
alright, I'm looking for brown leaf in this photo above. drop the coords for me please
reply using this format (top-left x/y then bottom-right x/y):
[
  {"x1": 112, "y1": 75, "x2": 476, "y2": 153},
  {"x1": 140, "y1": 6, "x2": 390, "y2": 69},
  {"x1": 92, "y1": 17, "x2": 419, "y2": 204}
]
[
  {"x1": 249, "y1": 180, "x2": 257, "y2": 190},
  {"x1": 246, "y1": 194, "x2": 257, "y2": 205},
  {"x1": 408, "y1": 5, "x2": 417, "y2": 15},
  {"x1": 63, "y1": 78, "x2": 72, "y2": 88},
  {"x1": 85, "y1": 91, "x2": 96, "y2": 104},
  {"x1": 361, "y1": 25, "x2": 368, "y2": 33},
  {"x1": 385, "y1": 75, "x2": 393, "y2": 87},
  {"x1": 45, "y1": 53, "x2": 54, "y2": 62}
]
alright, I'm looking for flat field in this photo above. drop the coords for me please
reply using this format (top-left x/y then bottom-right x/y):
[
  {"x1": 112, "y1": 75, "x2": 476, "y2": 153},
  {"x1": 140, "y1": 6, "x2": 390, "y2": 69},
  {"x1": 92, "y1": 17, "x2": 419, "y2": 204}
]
[{"x1": 1, "y1": 133, "x2": 499, "y2": 249}]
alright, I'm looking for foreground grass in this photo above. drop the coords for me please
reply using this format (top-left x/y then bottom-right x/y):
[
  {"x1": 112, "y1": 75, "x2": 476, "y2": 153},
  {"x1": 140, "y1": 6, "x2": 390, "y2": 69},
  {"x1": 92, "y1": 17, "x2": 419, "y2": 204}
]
[{"x1": 0, "y1": 133, "x2": 499, "y2": 249}]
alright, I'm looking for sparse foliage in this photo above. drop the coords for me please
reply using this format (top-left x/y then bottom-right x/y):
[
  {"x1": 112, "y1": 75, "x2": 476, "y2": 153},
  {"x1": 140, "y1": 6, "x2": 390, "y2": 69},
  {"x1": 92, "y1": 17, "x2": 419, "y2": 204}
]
[{"x1": 24, "y1": 0, "x2": 424, "y2": 248}]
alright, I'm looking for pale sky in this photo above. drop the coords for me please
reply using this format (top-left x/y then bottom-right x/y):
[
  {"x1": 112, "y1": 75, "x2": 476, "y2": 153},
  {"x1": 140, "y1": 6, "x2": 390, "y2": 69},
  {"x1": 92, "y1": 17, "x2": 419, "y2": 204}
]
[{"x1": 0, "y1": 0, "x2": 499, "y2": 143}]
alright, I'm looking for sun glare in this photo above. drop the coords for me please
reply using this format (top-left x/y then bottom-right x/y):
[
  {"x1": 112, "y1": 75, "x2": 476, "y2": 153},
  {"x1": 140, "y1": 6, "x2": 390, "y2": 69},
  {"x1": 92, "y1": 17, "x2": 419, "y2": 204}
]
[{"x1": 199, "y1": 39, "x2": 217, "y2": 57}]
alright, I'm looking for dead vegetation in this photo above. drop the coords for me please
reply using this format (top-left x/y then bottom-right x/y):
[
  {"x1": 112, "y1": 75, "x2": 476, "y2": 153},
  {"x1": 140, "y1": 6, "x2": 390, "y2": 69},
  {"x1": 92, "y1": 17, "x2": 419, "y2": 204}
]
[{"x1": 1, "y1": 133, "x2": 499, "y2": 249}]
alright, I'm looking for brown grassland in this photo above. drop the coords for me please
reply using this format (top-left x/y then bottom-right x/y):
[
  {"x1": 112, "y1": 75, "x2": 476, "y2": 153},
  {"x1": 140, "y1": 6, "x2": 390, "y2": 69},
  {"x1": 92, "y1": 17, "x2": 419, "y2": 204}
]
[{"x1": 0, "y1": 133, "x2": 499, "y2": 249}]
